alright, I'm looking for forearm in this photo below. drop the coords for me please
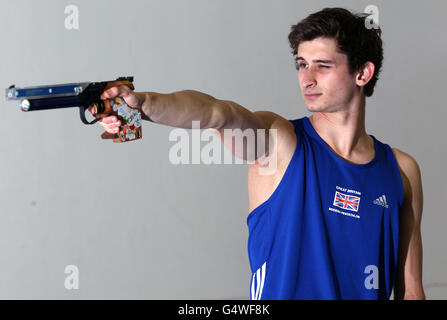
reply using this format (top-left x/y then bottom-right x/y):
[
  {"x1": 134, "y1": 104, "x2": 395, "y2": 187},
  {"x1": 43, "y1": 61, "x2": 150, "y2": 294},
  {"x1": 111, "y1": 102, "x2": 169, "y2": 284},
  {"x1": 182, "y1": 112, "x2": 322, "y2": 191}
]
[
  {"x1": 137, "y1": 90, "x2": 264, "y2": 132},
  {"x1": 137, "y1": 90, "x2": 218, "y2": 128},
  {"x1": 135, "y1": 89, "x2": 269, "y2": 161}
]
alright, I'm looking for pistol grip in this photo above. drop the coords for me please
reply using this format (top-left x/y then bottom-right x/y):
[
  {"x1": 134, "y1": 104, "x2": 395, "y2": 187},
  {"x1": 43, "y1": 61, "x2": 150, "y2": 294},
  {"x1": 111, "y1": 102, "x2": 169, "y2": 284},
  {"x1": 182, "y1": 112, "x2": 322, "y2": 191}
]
[
  {"x1": 93, "y1": 80, "x2": 135, "y2": 117},
  {"x1": 99, "y1": 97, "x2": 142, "y2": 143},
  {"x1": 94, "y1": 80, "x2": 141, "y2": 143}
]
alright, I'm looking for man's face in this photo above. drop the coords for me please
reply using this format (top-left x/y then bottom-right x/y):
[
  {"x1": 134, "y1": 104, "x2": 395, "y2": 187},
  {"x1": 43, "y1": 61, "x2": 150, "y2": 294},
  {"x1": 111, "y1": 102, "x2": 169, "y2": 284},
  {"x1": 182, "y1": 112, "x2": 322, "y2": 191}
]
[{"x1": 296, "y1": 37, "x2": 358, "y2": 113}]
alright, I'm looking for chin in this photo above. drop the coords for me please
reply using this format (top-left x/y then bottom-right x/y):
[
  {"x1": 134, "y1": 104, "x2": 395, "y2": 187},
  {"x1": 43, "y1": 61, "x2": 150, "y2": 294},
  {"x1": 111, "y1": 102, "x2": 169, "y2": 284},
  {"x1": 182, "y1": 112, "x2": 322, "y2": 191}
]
[
  {"x1": 305, "y1": 103, "x2": 326, "y2": 113},
  {"x1": 304, "y1": 100, "x2": 336, "y2": 113}
]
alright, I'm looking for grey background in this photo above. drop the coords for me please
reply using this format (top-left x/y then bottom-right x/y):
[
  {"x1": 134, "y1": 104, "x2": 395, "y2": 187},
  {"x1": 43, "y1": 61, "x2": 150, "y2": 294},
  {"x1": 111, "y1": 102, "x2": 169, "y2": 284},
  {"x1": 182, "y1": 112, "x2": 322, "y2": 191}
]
[{"x1": 0, "y1": 0, "x2": 445, "y2": 299}]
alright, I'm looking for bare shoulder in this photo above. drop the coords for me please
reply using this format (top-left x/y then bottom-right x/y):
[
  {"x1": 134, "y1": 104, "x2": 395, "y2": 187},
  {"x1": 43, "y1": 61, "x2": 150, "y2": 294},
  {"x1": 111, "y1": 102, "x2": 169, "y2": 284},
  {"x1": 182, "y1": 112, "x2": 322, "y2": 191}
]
[
  {"x1": 392, "y1": 147, "x2": 423, "y2": 206},
  {"x1": 392, "y1": 147, "x2": 422, "y2": 181},
  {"x1": 251, "y1": 111, "x2": 297, "y2": 167}
]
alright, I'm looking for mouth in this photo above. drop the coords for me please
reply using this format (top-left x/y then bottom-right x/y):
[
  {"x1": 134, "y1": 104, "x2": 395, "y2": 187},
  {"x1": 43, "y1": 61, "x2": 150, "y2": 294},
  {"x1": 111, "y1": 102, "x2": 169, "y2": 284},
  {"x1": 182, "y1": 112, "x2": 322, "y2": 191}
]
[{"x1": 304, "y1": 93, "x2": 322, "y2": 99}]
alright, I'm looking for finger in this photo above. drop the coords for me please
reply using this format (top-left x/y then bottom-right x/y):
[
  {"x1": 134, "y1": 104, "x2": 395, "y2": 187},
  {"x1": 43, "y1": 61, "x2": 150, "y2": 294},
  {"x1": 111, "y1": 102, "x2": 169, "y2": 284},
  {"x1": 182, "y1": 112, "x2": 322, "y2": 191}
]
[
  {"x1": 96, "y1": 116, "x2": 121, "y2": 134},
  {"x1": 100, "y1": 85, "x2": 131, "y2": 100},
  {"x1": 102, "y1": 122, "x2": 120, "y2": 133},
  {"x1": 101, "y1": 123, "x2": 121, "y2": 134},
  {"x1": 87, "y1": 105, "x2": 96, "y2": 115},
  {"x1": 99, "y1": 126, "x2": 119, "y2": 134},
  {"x1": 100, "y1": 115, "x2": 120, "y2": 125}
]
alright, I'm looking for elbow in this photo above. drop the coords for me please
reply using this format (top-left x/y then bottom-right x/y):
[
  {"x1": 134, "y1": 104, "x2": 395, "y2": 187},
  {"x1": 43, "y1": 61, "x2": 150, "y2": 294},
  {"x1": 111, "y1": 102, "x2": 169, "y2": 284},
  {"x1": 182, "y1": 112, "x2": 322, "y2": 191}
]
[{"x1": 210, "y1": 100, "x2": 233, "y2": 130}]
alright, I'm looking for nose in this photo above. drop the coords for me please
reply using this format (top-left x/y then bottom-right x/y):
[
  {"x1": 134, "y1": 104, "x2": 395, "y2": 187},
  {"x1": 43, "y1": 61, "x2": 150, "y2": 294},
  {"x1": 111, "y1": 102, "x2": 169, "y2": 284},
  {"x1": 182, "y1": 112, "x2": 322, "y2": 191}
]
[{"x1": 299, "y1": 69, "x2": 317, "y2": 89}]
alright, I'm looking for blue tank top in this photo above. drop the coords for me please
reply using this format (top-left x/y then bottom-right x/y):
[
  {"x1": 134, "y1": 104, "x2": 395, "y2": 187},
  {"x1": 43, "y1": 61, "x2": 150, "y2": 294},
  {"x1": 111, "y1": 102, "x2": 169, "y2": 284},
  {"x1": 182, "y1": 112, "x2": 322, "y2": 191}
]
[{"x1": 247, "y1": 116, "x2": 404, "y2": 300}]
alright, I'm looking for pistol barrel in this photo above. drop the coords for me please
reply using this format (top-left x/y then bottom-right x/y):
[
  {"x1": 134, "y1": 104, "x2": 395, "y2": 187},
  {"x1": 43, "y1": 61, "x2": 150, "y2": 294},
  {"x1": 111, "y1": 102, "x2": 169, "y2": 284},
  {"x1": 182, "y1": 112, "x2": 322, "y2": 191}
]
[{"x1": 19, "y1": 96, "x2": 81, "y2": 112}]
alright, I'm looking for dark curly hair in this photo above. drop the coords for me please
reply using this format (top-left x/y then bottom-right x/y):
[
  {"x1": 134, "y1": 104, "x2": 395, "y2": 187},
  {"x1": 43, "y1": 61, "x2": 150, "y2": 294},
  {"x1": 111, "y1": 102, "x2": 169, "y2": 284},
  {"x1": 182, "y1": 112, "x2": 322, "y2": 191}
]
[{"x1": 288, "y1": 7, "x2": 383, "y2": 97}]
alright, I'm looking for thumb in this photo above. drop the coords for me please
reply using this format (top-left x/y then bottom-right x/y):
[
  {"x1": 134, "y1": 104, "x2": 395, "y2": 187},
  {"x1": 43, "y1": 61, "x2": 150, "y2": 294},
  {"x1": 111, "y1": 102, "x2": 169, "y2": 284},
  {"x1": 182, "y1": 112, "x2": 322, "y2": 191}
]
[{"x1": 101, "y1": 85, "x2": 142, "y2": 109}]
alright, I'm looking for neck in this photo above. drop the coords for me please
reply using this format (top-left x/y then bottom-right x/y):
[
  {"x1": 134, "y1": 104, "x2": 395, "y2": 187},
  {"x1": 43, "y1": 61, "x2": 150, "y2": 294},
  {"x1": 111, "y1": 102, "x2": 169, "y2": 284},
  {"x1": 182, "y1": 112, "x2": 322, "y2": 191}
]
[{"x1": 309, "y1": 96, "x2": 374, "y2": 162}]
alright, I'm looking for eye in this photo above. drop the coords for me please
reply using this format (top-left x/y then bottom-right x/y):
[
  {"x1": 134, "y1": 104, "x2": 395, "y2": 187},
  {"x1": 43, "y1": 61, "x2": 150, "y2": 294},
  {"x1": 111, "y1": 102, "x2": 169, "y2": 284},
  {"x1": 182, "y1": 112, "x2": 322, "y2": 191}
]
[
  {"x1": 295, "y1": 62, "x2": 307, "y2": 70},
  {"x1": 319, "y1": 65, "x2": 330, "y2": 69}
]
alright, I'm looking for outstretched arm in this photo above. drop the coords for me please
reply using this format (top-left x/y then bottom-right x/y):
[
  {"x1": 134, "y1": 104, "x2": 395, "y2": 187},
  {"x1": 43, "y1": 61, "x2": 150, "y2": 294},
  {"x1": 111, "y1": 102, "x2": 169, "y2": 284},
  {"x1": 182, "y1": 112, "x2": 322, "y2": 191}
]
[{"x1": 95, "y1": 86, "x2": 271, "y2": 162}]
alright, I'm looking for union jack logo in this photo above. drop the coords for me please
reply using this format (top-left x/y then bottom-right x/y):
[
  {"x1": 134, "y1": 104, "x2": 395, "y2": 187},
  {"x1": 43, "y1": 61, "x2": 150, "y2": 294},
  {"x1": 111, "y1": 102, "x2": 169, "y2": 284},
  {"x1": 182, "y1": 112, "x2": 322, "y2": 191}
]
[{"x1": 333, "y1": 191, "x2": 360, "y2": 212}]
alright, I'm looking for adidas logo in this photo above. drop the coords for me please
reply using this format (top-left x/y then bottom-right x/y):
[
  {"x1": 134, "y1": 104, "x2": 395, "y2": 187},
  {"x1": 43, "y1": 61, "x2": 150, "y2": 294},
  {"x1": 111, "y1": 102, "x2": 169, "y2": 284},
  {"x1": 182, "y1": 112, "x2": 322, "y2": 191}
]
[{"x1": 373, "y1": 195, "x2": 389, "y2": 208}]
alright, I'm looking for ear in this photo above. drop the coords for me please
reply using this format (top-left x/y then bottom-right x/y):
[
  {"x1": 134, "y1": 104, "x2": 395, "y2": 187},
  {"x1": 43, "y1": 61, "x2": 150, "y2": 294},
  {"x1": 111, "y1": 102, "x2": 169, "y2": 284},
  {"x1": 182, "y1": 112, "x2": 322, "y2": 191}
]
[{"x1": 355, "y1": 61, "x2": 375, "y2": 87}]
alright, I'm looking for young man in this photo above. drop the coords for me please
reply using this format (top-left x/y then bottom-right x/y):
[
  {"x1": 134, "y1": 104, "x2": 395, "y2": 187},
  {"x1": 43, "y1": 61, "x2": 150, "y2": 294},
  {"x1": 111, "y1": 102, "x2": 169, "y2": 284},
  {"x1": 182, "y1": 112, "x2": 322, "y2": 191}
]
[{"x1": 93, "y1": 8, "x2": 425, "y2": 300}]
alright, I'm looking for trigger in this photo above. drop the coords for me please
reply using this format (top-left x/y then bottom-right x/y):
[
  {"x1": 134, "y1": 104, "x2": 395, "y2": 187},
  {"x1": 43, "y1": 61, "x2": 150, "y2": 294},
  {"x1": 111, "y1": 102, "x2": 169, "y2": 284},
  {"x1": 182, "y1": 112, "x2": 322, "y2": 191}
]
[
  {"x1": 88, "y1": 103, "x2": 98, "y2": 115},
  {"x1": 80, "y1": 106, "x2": 101, "y2": 125},
  {"x1": 94, "y1": 100, "x2": 106, "y2": 114}
]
